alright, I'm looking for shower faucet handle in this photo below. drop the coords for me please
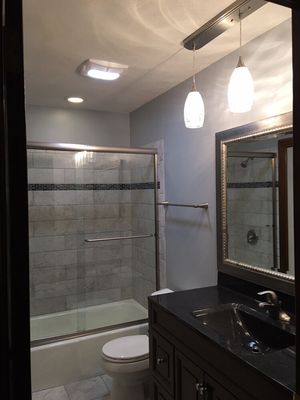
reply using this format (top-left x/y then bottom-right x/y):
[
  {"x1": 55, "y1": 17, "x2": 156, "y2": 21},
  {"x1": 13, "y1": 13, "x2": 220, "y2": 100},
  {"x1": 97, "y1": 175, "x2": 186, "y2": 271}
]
[{"x1": 247, "y1": 229, "x2": 259, "y2": 245}]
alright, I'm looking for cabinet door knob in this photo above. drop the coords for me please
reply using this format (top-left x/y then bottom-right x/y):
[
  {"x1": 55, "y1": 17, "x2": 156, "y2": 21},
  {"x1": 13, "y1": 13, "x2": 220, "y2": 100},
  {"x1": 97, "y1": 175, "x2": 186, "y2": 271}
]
[
  {"x1": 195, "y1": 382, "x2": 208, "y2": 396},
  {"x1": 156, "y1": 357, "x2": 166, "y2": 365}
]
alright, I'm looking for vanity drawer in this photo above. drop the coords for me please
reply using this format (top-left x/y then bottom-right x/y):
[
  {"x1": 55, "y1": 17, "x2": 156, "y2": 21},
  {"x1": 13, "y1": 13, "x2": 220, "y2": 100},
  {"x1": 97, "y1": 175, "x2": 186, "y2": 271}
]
[{"x1": 150, "y1": 330, "x2": 174, "y2": 395}]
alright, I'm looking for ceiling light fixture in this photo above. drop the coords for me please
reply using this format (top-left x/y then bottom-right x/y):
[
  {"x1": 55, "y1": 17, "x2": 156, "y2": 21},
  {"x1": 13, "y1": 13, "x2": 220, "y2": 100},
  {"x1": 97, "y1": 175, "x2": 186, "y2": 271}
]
[
  {"x1": 227, "y1": 11, "x2": 254, "y2": 113},
  {"x1": 182, "y1": 0, "x2": 265, "y2": 51},
  {"x1": 184, "y1": 43, "x2": 205, "y2": 129},
  {"x1": 67, "y1": 97, "x2": 84, "y2": 103},
  {"x1": 78, "y1": 59, "x2": 128, "y2": 81},
  {"x1": 87, "y1": 69, "x2": 120, "y2": 81}
]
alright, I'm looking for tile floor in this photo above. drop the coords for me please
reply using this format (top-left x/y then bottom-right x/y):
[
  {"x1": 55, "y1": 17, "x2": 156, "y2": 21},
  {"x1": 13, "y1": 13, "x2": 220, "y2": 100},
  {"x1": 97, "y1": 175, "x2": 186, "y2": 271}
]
[{"x1": 32, "y1": 374, "x2": 112, "y2": 400}]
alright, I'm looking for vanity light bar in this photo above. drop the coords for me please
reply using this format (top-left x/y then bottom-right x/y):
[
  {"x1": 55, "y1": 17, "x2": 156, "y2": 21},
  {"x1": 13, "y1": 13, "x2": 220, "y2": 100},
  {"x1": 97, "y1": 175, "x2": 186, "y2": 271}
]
[{"x1": 182, "y1": 0, "x2": 266, "y2": 50}]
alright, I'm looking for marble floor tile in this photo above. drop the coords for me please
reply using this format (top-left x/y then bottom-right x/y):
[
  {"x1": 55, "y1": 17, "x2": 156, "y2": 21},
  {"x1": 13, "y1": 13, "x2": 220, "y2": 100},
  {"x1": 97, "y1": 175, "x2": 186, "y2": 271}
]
[
  {"x1": 101, "y1": 375, "x2": 112, "y2": 392},
  {"x1": 65, "y1": 376, "x2": 109, "y2": 400},
  {"x1": 32, "y1": 386, "x2": 70, "y2": 400}
]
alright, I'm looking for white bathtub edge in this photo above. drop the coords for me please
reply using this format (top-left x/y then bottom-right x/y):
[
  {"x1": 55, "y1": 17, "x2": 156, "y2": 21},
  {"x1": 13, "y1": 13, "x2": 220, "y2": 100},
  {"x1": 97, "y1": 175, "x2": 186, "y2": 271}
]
[{"x1": 31, "y1": 323, "x2": 148, "y2": 392}]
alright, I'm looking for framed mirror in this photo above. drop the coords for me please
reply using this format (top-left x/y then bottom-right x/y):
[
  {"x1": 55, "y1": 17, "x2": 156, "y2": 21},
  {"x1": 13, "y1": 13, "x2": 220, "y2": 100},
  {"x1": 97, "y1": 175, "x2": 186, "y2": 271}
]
[{"x1": 216, "y1": 112, "x2": 294, "y2": 294}]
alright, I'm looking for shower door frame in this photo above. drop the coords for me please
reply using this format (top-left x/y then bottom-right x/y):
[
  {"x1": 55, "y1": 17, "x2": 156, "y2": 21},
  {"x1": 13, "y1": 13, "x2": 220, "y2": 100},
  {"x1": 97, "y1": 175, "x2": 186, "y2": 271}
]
[{"x1": 27, "y1": 142, "x2": 160, "y2": 345}]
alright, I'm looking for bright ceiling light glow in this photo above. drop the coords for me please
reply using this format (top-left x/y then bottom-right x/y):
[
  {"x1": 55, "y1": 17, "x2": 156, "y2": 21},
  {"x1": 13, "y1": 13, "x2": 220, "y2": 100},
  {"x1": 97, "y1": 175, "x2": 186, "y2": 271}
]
[
  {"x1": 184, "y1": 44, "x2": 205, "y2": 129},
  {"x1": 228, "y1": 58, "x2": 254, "y2": 113},
  {"x1": 67, "y1": 97, "x2": 84, "y2": 103},
  {"x1": 184, "y1": 90, "x2": 205, "y2": 128},
  {"x1": 78, "y1": 59, "x2": 128, "y2": 81},
  {"x1": 227, "y1": 14, "x2": 254, "y2": 113},
  {"x1": 87, "y1": 69, "x2": 120, "y2": 81}
]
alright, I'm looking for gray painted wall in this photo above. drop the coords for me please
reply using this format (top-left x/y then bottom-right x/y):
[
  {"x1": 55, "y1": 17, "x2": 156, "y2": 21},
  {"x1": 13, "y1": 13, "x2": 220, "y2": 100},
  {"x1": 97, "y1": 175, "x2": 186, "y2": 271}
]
[
  {"x1": 26, "y1": 105, "x2": 130, "y2": 147},
  {"x1": 130, "y1": 20, "x2": 292, "y2": 291}
]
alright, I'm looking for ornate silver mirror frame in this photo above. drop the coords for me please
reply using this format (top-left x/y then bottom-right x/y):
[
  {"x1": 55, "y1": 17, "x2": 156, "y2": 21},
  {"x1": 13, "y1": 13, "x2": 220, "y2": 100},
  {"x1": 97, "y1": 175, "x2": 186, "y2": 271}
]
[{"x1": 216, "y1": 112, "x2": 294, "y2": 295}]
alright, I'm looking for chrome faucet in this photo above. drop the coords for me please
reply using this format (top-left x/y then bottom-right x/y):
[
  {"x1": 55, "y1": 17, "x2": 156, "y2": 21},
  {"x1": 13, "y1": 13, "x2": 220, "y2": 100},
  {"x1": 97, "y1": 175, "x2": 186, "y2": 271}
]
[{"x1": 257, "y1": 290, "x2": 290, "y2": 322}]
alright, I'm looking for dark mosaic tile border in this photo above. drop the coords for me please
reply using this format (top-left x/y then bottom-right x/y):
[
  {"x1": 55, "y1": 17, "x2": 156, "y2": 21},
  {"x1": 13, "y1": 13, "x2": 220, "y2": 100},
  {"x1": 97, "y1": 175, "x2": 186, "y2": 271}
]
[
  {"x1": 28, "y1": 182, "x2": 160, "y2": 191},
  {"x1": 227, "y1": 181, "x2": 279, "y2": 189}
]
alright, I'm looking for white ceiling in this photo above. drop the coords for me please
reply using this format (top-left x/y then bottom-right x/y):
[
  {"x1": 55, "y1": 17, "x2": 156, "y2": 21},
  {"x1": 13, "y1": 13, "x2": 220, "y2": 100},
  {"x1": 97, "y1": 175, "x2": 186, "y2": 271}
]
[{"x1": 23, "y1": 0, "x2": 291, "y2": 113}]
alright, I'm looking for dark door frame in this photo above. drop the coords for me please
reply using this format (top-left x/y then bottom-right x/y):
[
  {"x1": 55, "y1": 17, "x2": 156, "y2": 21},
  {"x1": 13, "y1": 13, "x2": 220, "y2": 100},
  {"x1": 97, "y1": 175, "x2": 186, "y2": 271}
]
[
  {"x1": 0, "y1": 0, "x2": 299, "y2": 399},
  {"x1": 0, "y1": 1, "x2": 31, "y2": 399},
  {"x1": 292, "y1": 5, "x2": 300, "y2": 398}
]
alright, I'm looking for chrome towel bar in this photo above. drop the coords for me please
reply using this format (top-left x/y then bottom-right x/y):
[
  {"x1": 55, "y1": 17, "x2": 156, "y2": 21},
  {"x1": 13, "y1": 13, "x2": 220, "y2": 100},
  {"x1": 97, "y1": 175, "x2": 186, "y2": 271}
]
[
  {"x1": 158, "y1": 201, "x2": 208, "y2": 209},
  {"x1": 85, "y1": 233, "x2": 154, "y2": 243}
]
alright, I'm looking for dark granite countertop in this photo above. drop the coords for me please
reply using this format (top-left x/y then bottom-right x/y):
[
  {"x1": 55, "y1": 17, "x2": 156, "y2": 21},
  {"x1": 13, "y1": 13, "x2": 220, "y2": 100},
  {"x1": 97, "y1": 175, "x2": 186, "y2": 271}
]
[{"x1": 150, "y1": 285, "x2": 295, "y2": 394}]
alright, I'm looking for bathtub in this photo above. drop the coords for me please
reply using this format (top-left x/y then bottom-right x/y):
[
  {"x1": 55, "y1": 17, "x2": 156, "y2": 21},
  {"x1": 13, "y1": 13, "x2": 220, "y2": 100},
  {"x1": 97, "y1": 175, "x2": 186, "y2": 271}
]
[
  {"x1": 31, "y1": 299, "x2": 148, "y2": 341},
  {"x1": 31, "y1": 299, "x2": 148, "y2": 391}
]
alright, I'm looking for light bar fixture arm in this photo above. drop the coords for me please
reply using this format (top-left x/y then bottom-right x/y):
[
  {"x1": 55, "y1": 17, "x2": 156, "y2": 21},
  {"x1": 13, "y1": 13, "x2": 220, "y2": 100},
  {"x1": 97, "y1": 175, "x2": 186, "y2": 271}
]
[{"x1": 182, "y1": 0, "x2": 266, "y2": 51}]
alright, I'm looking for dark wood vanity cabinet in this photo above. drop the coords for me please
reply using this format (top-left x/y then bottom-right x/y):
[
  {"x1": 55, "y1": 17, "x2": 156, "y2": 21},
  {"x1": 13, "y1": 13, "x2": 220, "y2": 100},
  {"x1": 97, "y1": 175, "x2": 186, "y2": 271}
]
[
  {"x1": 150, "y1": 310, "x2": 241, "y2": 400},
  {"x1": 175, "y1": 352, "x2": 238, "y2": 400},
  {"x1": 175, "y1": 351, "x2": 205, "y2": 400},
  {"x1": 152, "y1": 380, "x2": 174, "y2": 400},
  {"x1": 149, "y1": 299, "x2": 292, "y2": 400},
  {"x1": 151, "y1": 343, "x2": 238, "y2": 400},
  {"x1": 151, "y1": 330, "x2": 174, "y2": 395},
  {"x1": 204, "y1": 376, "x2": 239, "y2": 400}
]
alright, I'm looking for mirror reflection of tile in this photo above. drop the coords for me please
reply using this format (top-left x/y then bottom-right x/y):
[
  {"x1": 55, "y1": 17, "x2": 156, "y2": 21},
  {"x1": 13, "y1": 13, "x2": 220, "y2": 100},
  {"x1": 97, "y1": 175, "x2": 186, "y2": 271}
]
[{"x1": 226, "y1": 131, "x2": 294, "y2": 276}]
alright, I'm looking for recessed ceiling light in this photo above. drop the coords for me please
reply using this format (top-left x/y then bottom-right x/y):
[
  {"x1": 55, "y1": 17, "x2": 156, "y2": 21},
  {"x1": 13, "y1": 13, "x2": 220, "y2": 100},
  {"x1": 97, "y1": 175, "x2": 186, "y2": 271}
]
[
  {"x1": 67, "y1": 97, "x2": 84, "y2": 103},
  {"x1": 77, "y1": 59, "x2": 128, "y2": 81}
]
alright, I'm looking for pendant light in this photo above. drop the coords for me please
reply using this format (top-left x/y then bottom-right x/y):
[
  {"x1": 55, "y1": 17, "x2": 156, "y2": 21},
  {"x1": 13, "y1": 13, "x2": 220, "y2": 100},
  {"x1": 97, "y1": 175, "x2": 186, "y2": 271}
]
[
  {"x1": 228, "y1": 12, "x2": 254, "y2": 113},
  {"x1": 184, "y1": 43, "x2": 205, "y2": 129}
]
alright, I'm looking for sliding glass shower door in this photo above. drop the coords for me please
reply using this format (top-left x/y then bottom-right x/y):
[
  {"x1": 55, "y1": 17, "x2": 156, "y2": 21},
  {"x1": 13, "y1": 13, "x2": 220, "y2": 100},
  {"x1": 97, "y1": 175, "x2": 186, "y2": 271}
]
[{"x1": 28, "y1": 146, "x2": 158, "y2": 342}]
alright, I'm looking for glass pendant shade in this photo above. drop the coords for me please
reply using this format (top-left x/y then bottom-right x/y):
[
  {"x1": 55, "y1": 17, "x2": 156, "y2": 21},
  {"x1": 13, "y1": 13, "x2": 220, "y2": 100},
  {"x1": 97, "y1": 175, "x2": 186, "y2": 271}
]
[
  {"x1": 228, "y1": 56, "x2": 254, "y2": 113},
  {"x1": 184, "y1": 88, "x2": 205, "y2": 129}
]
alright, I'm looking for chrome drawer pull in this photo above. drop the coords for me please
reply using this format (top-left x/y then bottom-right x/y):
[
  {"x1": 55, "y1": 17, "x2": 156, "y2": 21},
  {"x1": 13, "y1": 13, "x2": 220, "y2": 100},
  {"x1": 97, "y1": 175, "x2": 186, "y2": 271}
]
[
  {"x1": 156, "y1": 357, "x2": 166, "y2": 365},
  {"x1": 195, "y1": 382, "x2": 208, "y2": 396}
]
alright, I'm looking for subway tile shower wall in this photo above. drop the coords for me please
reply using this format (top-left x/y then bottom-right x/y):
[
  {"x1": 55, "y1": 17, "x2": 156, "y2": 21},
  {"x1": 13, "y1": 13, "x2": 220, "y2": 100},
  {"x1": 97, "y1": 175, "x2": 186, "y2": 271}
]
[
  {"x1": 28, "y1": 150, "x2": 157, "y2": 316},
  {"x1": 227, "y1": 156, "x2": 279, "y2": 269}
]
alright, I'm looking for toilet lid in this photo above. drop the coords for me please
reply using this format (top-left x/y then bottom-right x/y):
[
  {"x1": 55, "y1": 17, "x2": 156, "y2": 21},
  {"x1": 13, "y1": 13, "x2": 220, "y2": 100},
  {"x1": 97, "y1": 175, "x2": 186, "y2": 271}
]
[{"x1": 102, "y1": 335, "x2": 149, "y2": 362}]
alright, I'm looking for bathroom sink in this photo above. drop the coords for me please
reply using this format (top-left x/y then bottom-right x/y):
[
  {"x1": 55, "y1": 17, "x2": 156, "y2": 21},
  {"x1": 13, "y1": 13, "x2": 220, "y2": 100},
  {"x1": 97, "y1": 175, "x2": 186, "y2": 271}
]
[{"x1": 192, "y1": 303, "x2": 295, "y2": 354}]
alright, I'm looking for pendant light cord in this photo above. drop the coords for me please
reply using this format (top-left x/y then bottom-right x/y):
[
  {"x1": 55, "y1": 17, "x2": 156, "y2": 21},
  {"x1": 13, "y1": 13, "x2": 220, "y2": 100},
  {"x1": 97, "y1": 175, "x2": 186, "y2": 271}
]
[
  {"x1": 240, "y1": 11, "x2": 242, "y2": 50},
  {"x1": 192, "y1": 42, "x2": 196, "y2": 90},
  {"x1": 237, "y1": 9, "x2": 244, "y2": 66}
]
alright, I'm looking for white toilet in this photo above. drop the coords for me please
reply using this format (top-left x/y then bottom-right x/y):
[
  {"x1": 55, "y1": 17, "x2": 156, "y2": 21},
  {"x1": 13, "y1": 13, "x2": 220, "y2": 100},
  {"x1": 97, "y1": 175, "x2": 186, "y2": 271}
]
[
  {"x1": 101, "y1": 289, "x2": 173, "y2": 400},
  {"x1": 102, "y1": 335, "x2": 149, "y2": 400}
]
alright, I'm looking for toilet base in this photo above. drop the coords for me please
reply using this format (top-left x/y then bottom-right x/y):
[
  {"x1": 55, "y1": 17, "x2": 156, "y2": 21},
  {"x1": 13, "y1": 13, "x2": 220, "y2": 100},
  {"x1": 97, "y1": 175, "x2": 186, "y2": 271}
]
[
  {"x1": 102, "y1": 358, "x2": 149, "y2": 400},
  {"x1": 102, "y1": 335, "x2": 150, "y2": 400}
]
